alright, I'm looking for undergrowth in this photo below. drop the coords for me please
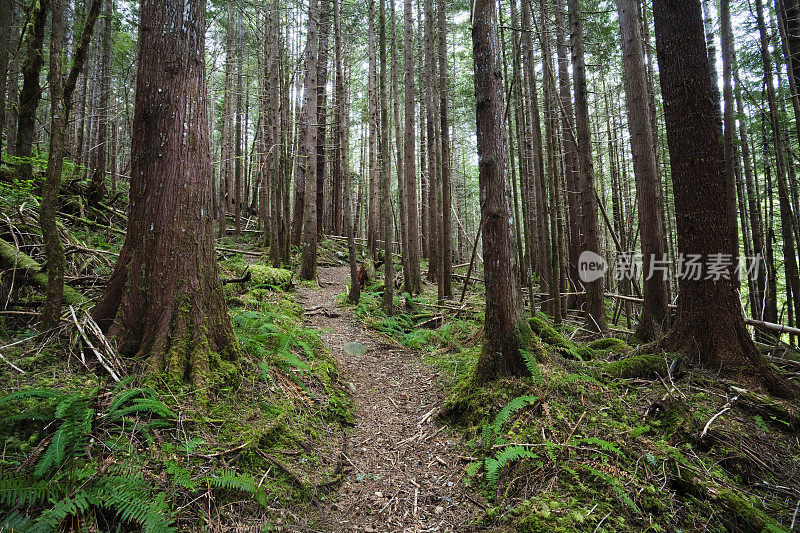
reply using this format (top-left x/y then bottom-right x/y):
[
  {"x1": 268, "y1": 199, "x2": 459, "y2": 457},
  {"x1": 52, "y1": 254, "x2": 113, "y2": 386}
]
[
  {"x1": 437, "y1": 311, "x2": 798, "y2": 532},
  {"x1": 0, "y1": 255, "x2": 352, "y2": 531}
]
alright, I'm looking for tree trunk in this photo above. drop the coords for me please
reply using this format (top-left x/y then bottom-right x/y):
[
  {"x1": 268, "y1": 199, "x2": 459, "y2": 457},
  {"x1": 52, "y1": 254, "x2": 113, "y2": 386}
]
[
  {"x1": 93, "y1": 0, "x2": 238, "y2": 394},
  {"x1": 14, "y1": 0, "x2": 50, "y2": 180},
  {"x1": 0, "y1": 0, "x2": 11, "y2": 163},
  {"x1": 234, "y1": 11, "x2": 243, "y2": 235},
  {"x1": 472, "y1": 0, "x2": 529, "y2": 383},
  {"x1": 437, "y1": 0, "x2": 452, "y2": 298},
  {"x1": 40, "y1": 0, "x2": 66, "y2": 329},
  {"x1": 379, "y1": 0, "x2": 394, "y2": 313},
  {"x1": 755, "y1": 0, "x2": 800, "y2": 350},
  {"x1": 424, "y1": 0, "x2": 438, "y2": 283},
  {"x1": 87, "y1": 0, "x2": 112, "y2": 207},
  {"x1": 367, "y1": 0, "x2": 379, "y2": 259},
  {"x1": 569, "y1": 0, "x2": 606, "y2": 331},
  {"x1": 555, "y1": 0, "x2": 582, "y2": 304},
  {"x1": 617, "y1": 0, "x2": 668, "y2": 340},
  {"x1": 333, "y1": 0, "x2": 359, "y2": 303},
  {"x1": 404, "y1": 0, "x2": 423, "y2": 294},
  {"x1": 316, "y1": 0, "x2": 330, "y2": 236},
  {"x1": 298, "y1": 0, "x2": 321, "y2": 280},
  {"x1": 653, "y1": 0, "x2": 796, "y2": 398},
  {"x1": 391, "y1": 0, "x2": 410, "y2": 293},
  {"x1": 5, "y1": 1, "x2": 21, "y2": 160}
]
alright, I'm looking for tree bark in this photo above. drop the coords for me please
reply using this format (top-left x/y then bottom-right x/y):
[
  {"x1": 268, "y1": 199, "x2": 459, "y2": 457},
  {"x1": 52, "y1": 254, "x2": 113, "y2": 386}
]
[
  {"x1": 404, "y1": 0, "x2": 423, "y2": 294},
  {"x1": 555, "y1": 0, "x2": 582, "y2": 304},
  {"x1": 14, "y1": 0, "x2": 50, "y2": 180},
  {"x1": 437, "y1": 0, "x2": 452, "y2": 298},
  {"x1": 569, "y1": 0, "x2": 606, "y2": 331},
  {"x1": 472, "y1": 0, "x2": 529, "y2": 383},
  {"x1": 87, "y1": 0, "x2": 113, "y2": 207},
  {"x1": 298, "y1": 0, "x2": 321, "y2": 280},
  {"x1": 316, "y1": 0, "x2": 331, "y2": 236},
  {"x1": 617, "y1": 0, "x2": 668, "y2": 340},
  {"x1": 93, "y1": 0, "x2": 239, "y2": 393},
  {"x1": 379, "y1": 0, "x2": 394, "y2": 313},
  {"x1": 40, "y1": 0, "x2": 66, "y2": 329},
  {"x1": 653, "y1": 0, "x2": 796, "y2": 398},
  {"x1": 0, "y1": 0, "x2": 11, "y2": 163}
]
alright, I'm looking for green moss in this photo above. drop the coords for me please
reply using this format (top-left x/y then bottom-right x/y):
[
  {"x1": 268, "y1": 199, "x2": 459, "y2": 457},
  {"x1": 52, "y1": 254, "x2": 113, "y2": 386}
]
[
  {"x1": 248, "y1": 264, "x2": 293, "y2": 289},
  {"x1": 528, "y1": 312, "x2": 593, "y2": 360},
  {"x1": 588, "y1": 337, "x2": 629, "y2": 354},
  {"x1": 600, "y1": 354, "x2": 666, "y2": 379}
]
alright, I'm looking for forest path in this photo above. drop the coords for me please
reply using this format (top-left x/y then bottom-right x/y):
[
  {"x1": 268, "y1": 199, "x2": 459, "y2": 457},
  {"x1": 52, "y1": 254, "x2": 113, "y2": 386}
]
[{"x1": 295, "y1": 266, "x2": 486, "y2": 532}]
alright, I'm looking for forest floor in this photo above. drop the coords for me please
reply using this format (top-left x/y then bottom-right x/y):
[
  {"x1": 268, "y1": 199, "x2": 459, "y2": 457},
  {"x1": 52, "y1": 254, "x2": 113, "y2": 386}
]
[{"x1": 297, "y1": 266, "x2": 486, "y2": 532}]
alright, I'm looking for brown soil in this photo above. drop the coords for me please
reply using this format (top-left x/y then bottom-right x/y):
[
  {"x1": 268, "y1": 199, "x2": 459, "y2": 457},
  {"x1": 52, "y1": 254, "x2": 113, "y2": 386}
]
[{"x1": 297, "y1": 266, "x2": 486, "y2": 532}]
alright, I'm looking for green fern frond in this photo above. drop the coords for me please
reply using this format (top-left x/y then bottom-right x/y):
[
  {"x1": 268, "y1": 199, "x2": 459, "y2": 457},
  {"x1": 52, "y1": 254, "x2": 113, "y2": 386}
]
[
  {"x1": 520, "y1": 350, "x2": 544, "y2": 384},
  {"x1": 483, "y1": 395, "x2": 539, "y2": 445},
  {"x1": 485, "y1": 446, "x2": 540, "y2": 487},
  {"x1": 574, "y1": 437, "x2": 623, "y2": 456}
]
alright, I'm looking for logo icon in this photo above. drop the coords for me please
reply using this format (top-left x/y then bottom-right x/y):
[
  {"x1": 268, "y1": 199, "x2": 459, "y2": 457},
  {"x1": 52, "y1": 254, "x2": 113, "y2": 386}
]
[{"x1": 578, "y1": 251, "x2": 607, "y2": 283}]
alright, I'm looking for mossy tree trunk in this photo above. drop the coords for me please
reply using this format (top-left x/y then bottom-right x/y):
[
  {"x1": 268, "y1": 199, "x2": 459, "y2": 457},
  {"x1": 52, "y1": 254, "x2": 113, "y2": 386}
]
[
  {"x1": 92, "y1": 0, "x2": 238, "y2": 391},
  {"x1": 14, "y1": 0, "x2": 50, "y2": 180},
  {"x1": 653, "y1": 0, "x2": 797, "y2": 399},
  {"x1": 472, "y1": 0, "x2": 530, "y2": 382},
  {"x1": 40, "y1": 0, "x2": 66, "y2": 329}
]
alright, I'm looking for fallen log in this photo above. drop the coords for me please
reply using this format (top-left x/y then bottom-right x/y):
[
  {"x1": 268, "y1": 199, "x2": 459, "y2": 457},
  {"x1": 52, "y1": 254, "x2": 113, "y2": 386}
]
[{"x1": 0, "y1": 238, "x2": 86, "y2": 305}]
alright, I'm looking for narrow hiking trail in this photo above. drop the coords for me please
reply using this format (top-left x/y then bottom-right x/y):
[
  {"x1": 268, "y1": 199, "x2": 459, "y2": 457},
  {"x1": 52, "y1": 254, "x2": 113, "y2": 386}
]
[{"x1": 296, "y1": 266, "x2": 486, "y2": 532}]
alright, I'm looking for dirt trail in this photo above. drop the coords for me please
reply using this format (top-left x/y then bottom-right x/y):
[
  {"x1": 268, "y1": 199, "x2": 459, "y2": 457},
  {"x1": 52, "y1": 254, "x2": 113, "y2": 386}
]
[{"x1": 296, "y1": 266, "x2": 485, "y2": 532}]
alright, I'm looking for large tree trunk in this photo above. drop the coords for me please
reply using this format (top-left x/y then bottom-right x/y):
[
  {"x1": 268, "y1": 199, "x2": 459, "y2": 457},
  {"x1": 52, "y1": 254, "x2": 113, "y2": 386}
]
[
  {"x1": 0, "y1": 0, "x2": 11, "y2": 163},
  {"x1": 424, "y1": 0, "x2": 439, "y2": 283},
  {"x1": 616, "y1": 0, "x2": 668, "y2": 340},
  {"x1": 404, "y1": 0, "x2": 423, "y2": 294},
  {"x1": 472, "y1": 0, "x2": 529, "y2": 383},
  {"x1": 391, "y1": 0, "x2": 410, "y2": 293},
  {"x1": 653, "y1": 0, "x2": 797, "y2": 399},
  {"x1": 316, "y1": 0, "x2": 330, "y2": 236},
  {"x1": 437, "y1": 0, "x2": 452, "y2": 298},
  {"x1": 379, "y1": 0, "x2": 394, "y2": 313},
  {"x1": 333, "y1": 0, "x2": 359, "y2": 303},
  {"x1": 569, "y1": 0, "x2": 606, "y2": 331},
  {"x1": 5, "y1": 1, "x2": 21, "y2": 160},
  {"x1": 555, "y1": 0, "x2": 581, "y2": 303},
  {"x1": 233, "y1": 12, "x2": 243, "y2": 235},
  {"x1": 93, "y1": 0, "x2": 238, "y2": 393},
  {"x1": 87, "y1": 0, "x2": 112, "y2": 207},
  {"x1": 40, "y1": 0, "x2": 66, "y2": 329},
  {"x1": 298, "y1": 0, "x2": 321, "y2": 280},
  {"x1": 14, "y1": 0, "x2": 50, "y2": 180},
  {"x1": 367, "y1": 0, "x2": 379, "y2": 259}
]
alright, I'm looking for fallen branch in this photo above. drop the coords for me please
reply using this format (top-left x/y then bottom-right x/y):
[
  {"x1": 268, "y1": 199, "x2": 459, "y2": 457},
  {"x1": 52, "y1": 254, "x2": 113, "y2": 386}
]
[{"x1": 0, "y1": 238, "x2": 86, "y2": 305}]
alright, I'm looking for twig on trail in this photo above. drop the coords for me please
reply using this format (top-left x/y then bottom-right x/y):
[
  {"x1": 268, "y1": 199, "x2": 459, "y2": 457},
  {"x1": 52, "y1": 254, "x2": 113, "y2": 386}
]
[
  {"x1": 413, "y1": 486, "x2": 419, "y2": 517},
  {"x1": 418, "y1": 407, "x2": 436, "y2": 425},
  {"x1": 700, "y1": 395, "x2": 738, "y2": 440},
  {"x1": 561, "y1": 410, "x2": 587, "y2": 448},
  {"x1": 193, "y1": 441, "x2": 252, "y2": 458},
  {"x1": 379, "y1": 492, "x2": 398, "y2": 513}
]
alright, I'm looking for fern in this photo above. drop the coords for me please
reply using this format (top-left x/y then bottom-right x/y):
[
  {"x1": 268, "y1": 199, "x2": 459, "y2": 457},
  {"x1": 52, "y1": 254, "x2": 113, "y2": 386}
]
[
  {"x1": 573, "y1": 437, "x2": 623, "y2": 456},
  {"x1": 485, "y1": 446, "x2": 540, "y2": 487},
  {"x1": 207, "y1": 469, "x2": 268, "y2": 507},
  {"x1": 583, "y1": 464, "x2": 640, "y2": 513},
  {"x1": 520, "y1": 350, "x2": 544, "y2": 384},
  {"x1": 0, "y1": 386, "x2": 177, "y2": 531},
  {"x1": 483, "y1": 395, "x2": 539, "y2": 446}
]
